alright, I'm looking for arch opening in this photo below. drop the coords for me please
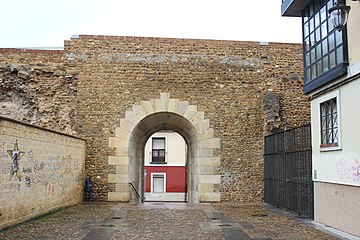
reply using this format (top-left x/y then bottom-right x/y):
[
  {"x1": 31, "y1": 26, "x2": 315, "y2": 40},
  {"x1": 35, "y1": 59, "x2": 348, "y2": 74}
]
[
  {"x1": 129, "y1": 112, "x2": 198, "y2": 203},
  {"x1": 107, "y1": 93, "x2": 221, "y2": 203},
  {"x1": 143, "y1": 131, "x2": 188, "y2": 202}
]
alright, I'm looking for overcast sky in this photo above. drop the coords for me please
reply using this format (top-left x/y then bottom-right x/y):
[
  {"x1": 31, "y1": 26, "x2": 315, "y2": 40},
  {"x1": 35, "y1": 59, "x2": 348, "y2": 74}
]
[{"x1": 0, "y1": 0, "x2": 302, "y2": 48}]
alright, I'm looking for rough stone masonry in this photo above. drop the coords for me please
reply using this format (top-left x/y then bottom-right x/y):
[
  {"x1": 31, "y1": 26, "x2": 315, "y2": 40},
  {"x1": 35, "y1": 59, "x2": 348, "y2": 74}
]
[{"x1": 0, "y1": 35, "x2": 310, "y2": 202}]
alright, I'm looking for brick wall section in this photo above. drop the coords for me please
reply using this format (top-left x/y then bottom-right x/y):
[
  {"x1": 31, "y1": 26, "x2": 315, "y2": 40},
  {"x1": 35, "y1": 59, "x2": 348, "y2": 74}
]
[
  {"x1": 0, "y1": 117, "x2": 86, "y2": 230},
  {"x1": 0, "y1": 49, "x2": 79, "y2": 134},
  {"x1": 63, "y1": 36, "x2": 310, "y2": 202},
  {"x1": 0, "y1": 36, "x2": 310, "y2": 202}
]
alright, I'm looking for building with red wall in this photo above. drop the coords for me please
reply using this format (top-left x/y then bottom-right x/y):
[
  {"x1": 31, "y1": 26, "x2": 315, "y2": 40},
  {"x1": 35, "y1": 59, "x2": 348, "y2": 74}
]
[{"x1": 144, "y1": 131, "x2": 187, "y2": 202}]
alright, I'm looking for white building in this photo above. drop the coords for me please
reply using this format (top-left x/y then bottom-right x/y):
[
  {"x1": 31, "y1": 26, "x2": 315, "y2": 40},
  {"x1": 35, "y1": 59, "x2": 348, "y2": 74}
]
[
  {"x1": 281, "y1": 0, "x2": 360, "y2": 237},
  {"x1": 144, "y1": 131, "x2": 187, "y2": 202}
]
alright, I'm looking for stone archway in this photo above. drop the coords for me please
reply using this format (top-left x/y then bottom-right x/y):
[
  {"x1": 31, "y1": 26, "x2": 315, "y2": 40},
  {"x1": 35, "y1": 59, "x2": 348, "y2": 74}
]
[{"x1": 107, "y1": 93, "x2": 220, "y2": 203}]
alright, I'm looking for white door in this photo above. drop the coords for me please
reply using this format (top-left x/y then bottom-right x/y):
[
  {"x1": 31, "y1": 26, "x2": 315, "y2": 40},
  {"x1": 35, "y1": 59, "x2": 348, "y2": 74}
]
[{"x1": 153, "y1": 175, "x2": 165, "y2": 193}]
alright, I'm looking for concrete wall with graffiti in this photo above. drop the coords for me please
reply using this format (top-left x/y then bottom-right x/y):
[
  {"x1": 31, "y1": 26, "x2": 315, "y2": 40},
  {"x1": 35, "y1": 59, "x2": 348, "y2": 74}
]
[{"x1": 0, "y1": 117, "x2": 86, "y2": 230}]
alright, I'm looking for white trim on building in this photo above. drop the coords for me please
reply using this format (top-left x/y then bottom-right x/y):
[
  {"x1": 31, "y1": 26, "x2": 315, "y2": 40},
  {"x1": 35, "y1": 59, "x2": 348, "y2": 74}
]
[
  {"x1": 317, "y1": 90, "x2": 342, "y2": 152},
  {"x1": 150, "y1": 172, "x2": 166, "y2": 193}
]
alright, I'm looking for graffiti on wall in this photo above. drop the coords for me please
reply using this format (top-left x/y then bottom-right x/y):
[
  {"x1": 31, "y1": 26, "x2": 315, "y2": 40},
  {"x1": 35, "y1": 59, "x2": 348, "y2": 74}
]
[
  {"x1": 47, "y1": 156, "x2": 61, "y2": 182},
  {"x1": 7, "y1": 140, "x2": 25, "y2": 181},
  {"x1": 1, "y1": 138, "x2": 81, "y2": 195},
  {"x1": 352, "y1": 159, "x2": 360, "y2": 181},
  {"x1": 25, "y1": 176, "x2": 31, "y2": 187},
  {"x1": 46, "y1": 154, "x2": 80, "y2": 196},
  {"x1": 21, "y1": 152, "x2": 46, "y2": 187},
  {"x1": 336, "y1": 158, "x2": 360, "y2": 182}
]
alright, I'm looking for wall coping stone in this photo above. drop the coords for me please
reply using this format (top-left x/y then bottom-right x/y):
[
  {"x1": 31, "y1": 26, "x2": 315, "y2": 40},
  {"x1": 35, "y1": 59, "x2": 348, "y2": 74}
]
[
  {"x1": 0, "y1": 116, "x2": 86, "y2": 141},
  {"x1": 0, "y1": 48, "x2": 63, "y2": 53},
  {"x1": 75, "y1": 34, "x2": 302, "y2": 46}
]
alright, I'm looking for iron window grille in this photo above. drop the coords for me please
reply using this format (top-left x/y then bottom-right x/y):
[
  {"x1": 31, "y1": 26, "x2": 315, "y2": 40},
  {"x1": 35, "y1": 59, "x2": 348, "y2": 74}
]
[
  {"x1": 152, "y1": 149, "x2": 166, "y2": 163},
  {"x1": 302, "y1": 0, "x2": 349, "y2": 93},
  {"x1": 320, "y1": 97, "x2": 338, "y2": 147}
]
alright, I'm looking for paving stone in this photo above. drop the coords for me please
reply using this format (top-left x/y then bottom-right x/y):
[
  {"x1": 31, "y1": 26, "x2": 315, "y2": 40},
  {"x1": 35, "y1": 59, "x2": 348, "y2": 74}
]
[
  {"x1": 0, "y1": 202, "x2": 345, "y2": 240},
  {"x1": 0, "y1": 203, "x2": 114, "y2": 240}
]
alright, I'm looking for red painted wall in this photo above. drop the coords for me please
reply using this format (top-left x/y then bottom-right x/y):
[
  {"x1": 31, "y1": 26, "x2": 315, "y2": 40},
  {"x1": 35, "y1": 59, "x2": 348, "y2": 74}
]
[{"x1": 145, "y1": 166, "x2": 186, "y2": 192}]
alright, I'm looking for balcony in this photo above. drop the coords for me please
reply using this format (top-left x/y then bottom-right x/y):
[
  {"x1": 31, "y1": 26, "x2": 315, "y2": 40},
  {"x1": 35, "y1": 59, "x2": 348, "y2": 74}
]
[{"x1": 281, "y1": 0, "x2": 311, "y2": 16}]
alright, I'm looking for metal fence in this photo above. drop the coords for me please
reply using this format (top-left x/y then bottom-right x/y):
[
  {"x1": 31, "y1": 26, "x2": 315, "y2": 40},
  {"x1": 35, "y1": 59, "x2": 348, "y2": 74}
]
[{"x1": 264, "y1": 124, "x2": 314, "y2": 219}]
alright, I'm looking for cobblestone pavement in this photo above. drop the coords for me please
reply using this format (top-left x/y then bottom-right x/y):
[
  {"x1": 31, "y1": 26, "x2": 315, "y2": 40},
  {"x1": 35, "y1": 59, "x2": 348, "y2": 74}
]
[
  {"x1": 0, "y1": 203, "x2": 114, "y2": 240},
  {"x1": 0, "y1": 202, "x2": 351, "y2": 240}
]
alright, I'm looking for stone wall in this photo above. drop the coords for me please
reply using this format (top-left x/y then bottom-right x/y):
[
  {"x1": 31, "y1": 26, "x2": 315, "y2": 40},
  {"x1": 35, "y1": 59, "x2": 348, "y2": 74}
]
[
  {"x1": 0, "y1": 117, "x2": 86, "y2": 230},
  {"x1": 64, "y1": 36, "x2": 310, "y2": 202},
  {"x1": 0, "y1": 49, "x2": 79, "y2": 135},
  {"x1": 0, "y1": 36, "x2": 310, "y2": 203}
]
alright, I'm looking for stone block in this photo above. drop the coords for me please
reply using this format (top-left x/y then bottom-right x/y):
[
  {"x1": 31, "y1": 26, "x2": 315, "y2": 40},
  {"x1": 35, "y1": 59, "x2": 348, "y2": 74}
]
[
  {"x1": 109, "y1": 156, "x2": 128, "y2": 165},
  {"x1": 160, "y1": 92, "x2": 170, "y2": 111},
  {"x1": 120, "y1": 119, "x2": 135, "y2": 133},
  {"x1": 177, "y1": 101, "x2": 189, "y2": 115},
  {"x1": 198, "y1": 183, "x2": 214, "y2": 192},
  {"x1": 191, "y1": 166, "x2": 200, "y2": 174},
  {"x1": 108, "y1": 174, "x2": 129, "y2": 183},
  {"x1": 198, "y1": 128, "x2": 214, "y2": 140},
  {"x1": 151, "y1": 99, "x2": 161, "y2": 112},
  {"x1": 196, "y1": 157, "x2": 221, "y2": 166},
  {"x1": 116, "y1": 165, "x2": 129, "y2": 174},
  {"x1": 125, "y1": 111, "x2": 141, "y2": 126},
  {"x1": 199, "y1": 175, "x2": 221, "y2": 184},
  {"x1": 115, "y1": 183, "x2": 129, "y2": 192},
  {"x1": 199, "y1": 165, "x2": 218, "y2": 175},
  {"x1": 191, "y1": 190, "x2": 199, "y2": 201},
  {"x1": 132, "y1": 104, "x2": 146, "y2": 120},
  {"x1": 183, "y1": 105, "x2": 197, "y2": 120},
  {"x1": 198, "y1": 148, "x2": 214, "y2": 157},
  {"x1": 190, "y1": 111, "x2": 204, "y2": 126},
  {"x1": 115, "y1": 127, "x2": 131, "y2": 139},
  {"x1": 168, "y1": 99, "x2": 180, "y2": 113},
  {"x1": 195, "y1": 119, "x2": 210, "y2": 132},
  {"x1": 199, "y1": 138, "x2": 220, "y2": 149},
  {"x1": 108, "y1": 192, "x2": 130, "y2": 202},
  {"x1": 115, "y1": 147, "x2": 129, "y2": 157},
  {"x1": 199, "y1": 193, "x2": 220, "y2": 202},
  {"x1": 141, "y1": 101, "x2": 154, "y2": 115},
  {"x1": 109, "y1": 137, "x2": 119, "y2": 148},
  {"x1": 117, "y1": 137, "x2": 130, "y2": 147}
]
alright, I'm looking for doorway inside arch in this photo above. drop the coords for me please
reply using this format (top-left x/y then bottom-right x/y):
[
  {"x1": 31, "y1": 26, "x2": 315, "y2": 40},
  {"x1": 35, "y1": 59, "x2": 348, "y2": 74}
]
[{"x1": 143, "y1": 131, "x2": 188, "y2": 202}]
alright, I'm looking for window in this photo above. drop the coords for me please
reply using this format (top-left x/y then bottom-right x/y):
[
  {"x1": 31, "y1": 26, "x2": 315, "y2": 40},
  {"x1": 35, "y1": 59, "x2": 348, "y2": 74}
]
[
  {"x1": 320, "y1": 97, "x2": 338, "y2": 147},
  {"x1": 151, "y1": 173, "x2": 166, "y2": 193},
  {"x1": 151, "y1": 137, "x2": 166, "y2": 163},
  {"x1": 302, "y1": 0, "x2": 348, "y2": 93}
]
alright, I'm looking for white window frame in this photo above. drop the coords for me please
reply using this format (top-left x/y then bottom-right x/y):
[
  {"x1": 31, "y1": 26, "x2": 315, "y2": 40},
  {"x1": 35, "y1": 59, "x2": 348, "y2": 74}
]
[
  {"x1": 150, "y1": 172, "x2": 166, "y2": 193},
  {"x1": 318, "y1": 90, "x2": 341, "y2": 152},
  {"x1": 149, "y1": 135, "x2": 168, "y2": 164}
]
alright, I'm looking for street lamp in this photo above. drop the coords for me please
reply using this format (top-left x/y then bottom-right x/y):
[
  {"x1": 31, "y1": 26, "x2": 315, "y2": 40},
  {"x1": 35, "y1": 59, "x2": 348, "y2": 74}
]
[{"x1": 328, "y1": 0, "x2": 351, "y2": 31}]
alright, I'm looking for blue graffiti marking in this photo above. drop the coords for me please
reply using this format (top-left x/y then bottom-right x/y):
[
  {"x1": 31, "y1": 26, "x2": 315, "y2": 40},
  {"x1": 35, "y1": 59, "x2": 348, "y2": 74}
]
[{"x1": 7, "y1": 140, "x2": 25, "y2": 181}]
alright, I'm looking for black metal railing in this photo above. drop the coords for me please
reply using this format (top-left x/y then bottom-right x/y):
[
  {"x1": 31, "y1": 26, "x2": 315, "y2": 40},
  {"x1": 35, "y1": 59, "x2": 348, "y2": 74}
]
[
  {"x1": 129, "y1": 182, "x2": 140, "y2": 199},
  {"x1": 264, "y1": 124, "x2": 314, "y2": 219}
]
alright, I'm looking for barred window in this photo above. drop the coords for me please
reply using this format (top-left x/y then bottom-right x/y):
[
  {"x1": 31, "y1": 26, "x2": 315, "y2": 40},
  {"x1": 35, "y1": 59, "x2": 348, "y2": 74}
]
[{"x1": 320, "y1": 97, "x2": 338, "y2": 147}]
